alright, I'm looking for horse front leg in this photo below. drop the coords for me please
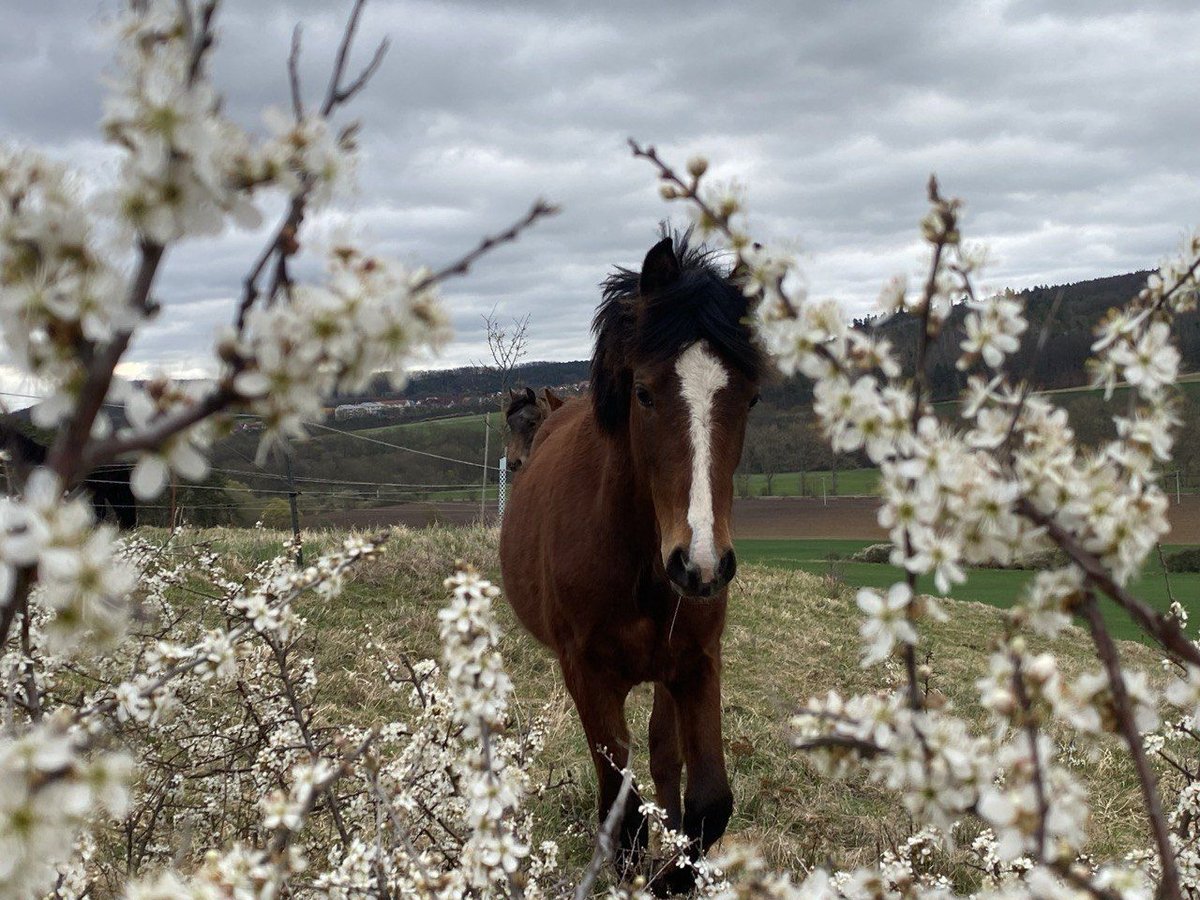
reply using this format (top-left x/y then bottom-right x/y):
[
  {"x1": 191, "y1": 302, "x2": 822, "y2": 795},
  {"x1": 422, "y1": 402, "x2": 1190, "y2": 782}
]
[
  {"x1": 648, "y1": 682, "x2": 683, "y2": 828},
  {"x1": 559, "y1": 656, "x2": 646, "y2": 876},
  {"x1": 654, "y1": 653, "x2": 732, "y2": 896}
]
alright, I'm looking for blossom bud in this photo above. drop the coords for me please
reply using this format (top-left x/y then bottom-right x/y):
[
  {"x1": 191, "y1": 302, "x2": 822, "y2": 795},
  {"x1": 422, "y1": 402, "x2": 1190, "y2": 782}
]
[
  {"x1": 659, "y1": 183, "x2": 679, "y2": 200},
  {"x1": 687, "y1": 155, "x2": 709, "y2": 178}
]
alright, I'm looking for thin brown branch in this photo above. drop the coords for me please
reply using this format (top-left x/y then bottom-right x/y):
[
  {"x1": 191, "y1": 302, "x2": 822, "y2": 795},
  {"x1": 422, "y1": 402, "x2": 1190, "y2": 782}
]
[
  {"x1": 409, "y1": 199, "x2": 560, "y2": 293},
  {"x1": 796, "y1": 734, "x2": 886, "y2": 758},
  {"x1": 184, "y1": 1, "x2": 218, "y2": 85},
  {"x1": 1010, "y1": 653, "x2": 1049, "y2": 858},
  {"x1": 288, "y1": 25, "x2": 304, "y2": 119},
  {"x1": 81, "y1": 385, "x2": 236, "y2": 473},
  {"x1": 267, "y1": 729, "x2": 378, "y2": 858},
  {"x1": 45, "y1": 241, "x2": 166, "y2": 485},
  {"x1": 331, "y1": 38, "x2": 389, "y2": 110},
  {"x1": 1016, "y1": 498, "x2": 1200, "y2": 668},
  {"x1": 1079, "y1": 592, "x2": 1181, "y2": 900},
  {"x1": 320, "y1": 0, "x2": 386, "y2": 116}
]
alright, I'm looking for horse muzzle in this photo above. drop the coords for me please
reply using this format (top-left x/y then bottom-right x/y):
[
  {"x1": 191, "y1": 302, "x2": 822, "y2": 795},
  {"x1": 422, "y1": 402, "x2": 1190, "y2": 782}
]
[{"x1": 665, "y1": 547, "x2": 737, "y2": 599}]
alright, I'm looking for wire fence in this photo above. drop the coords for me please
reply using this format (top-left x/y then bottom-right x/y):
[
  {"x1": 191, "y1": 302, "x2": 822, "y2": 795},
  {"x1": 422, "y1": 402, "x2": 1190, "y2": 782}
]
[
  {"x1": 1, "y1": 388, "x2": 509, "y2": 532},
  {"x1": 5, "y1": 388, "x2": 1200, "y2": 536}
]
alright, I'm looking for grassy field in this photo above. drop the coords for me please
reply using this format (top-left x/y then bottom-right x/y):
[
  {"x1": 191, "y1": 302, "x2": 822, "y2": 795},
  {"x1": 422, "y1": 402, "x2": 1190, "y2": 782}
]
[
  {"x1": 736, "y1": 537, "x2": 1198, "y2": 642},
  {"x1": 359, "y1": 411, "x2": 491, "y2": 436},
  {"x1": 162, "y1": 524, "x2": 1174, "y2": 890},
  {"x1": 740, "y1": 468, "x2": 879, "y2": 497}
]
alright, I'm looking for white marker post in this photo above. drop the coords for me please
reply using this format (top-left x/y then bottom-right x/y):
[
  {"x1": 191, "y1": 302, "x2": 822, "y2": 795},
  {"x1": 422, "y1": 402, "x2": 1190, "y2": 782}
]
[{"x1": 498, "y1": 456, "x2": 508, "y2": 522}]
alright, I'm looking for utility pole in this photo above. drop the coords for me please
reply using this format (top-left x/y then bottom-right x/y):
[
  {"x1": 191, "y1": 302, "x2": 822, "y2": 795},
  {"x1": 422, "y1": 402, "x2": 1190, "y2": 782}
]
[
  {"x1": 480, "y1": 413, "x2": 491, "y2": 523},
  {"x1": 282, "y1": 447, "x2": 303, "y2": 567}
]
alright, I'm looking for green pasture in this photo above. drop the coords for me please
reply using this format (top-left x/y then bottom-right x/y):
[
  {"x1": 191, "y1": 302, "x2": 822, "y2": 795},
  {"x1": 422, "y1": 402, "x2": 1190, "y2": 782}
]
[
  {"x1": 358, "y1": 411, "x2": 491, "y2": 438},
  {"x1": 735, "y1": 537, "x2": 1198, "y2": 643},
  {"x1": 739, "y1": 468, "x2": 880, "y2": 497}
]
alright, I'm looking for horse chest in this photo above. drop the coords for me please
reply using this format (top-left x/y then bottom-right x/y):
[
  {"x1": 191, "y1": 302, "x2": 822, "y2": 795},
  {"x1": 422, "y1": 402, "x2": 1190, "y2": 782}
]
[{"x1": 579, "y1": 593, "x2": 724, "y2": 686}]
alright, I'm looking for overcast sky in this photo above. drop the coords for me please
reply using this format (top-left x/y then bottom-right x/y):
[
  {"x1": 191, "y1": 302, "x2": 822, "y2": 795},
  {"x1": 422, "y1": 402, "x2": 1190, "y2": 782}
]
[{"x1": 2, "y1": 0, "x2": 1199, "y2": 387}]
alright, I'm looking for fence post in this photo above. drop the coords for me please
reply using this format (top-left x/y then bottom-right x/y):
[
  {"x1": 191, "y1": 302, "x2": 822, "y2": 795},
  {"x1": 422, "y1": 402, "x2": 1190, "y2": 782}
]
[
  {"x1": 480, "y1": 412, "x2": 491, "y2": 523},
  {"x1": 498, "y1": 455, "x2": 507, "y2": 522}
]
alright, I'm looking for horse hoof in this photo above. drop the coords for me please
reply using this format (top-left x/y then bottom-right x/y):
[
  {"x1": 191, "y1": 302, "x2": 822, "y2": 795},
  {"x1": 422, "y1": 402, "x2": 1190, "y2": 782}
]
[{"x1": 648, "y1": 860, "x2": 695, "y2": 897}]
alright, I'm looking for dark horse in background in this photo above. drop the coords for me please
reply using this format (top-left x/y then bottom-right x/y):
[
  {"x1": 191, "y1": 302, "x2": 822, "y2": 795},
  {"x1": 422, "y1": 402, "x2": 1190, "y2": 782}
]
[
  {"x1": 504, "y1": 386, "x2": 566, "y2": 472},
  {"x1": 0, "y1": 420, "x2": 138, "y2": 529},
  {"x1": 500, "y1": 233, "x2": 763, "y2": 893}
]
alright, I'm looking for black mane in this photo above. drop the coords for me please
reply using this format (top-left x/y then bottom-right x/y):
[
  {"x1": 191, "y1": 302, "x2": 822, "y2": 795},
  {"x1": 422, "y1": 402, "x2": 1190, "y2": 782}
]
[{"x1": 589, "y1": 228, "x2": 764, "y2": 432}]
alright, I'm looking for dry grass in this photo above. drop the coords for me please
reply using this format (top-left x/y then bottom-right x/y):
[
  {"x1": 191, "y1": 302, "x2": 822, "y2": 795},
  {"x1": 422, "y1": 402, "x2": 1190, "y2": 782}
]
[{"x1": 163, "y1": 524, "x2": 1166, "y2": 887}]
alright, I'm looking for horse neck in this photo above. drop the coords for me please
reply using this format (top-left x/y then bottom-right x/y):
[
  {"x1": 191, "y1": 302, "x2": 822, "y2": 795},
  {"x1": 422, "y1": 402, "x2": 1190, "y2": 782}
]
[{"x1": 593, "y1": 425, "x2": 659, "y2": 555}]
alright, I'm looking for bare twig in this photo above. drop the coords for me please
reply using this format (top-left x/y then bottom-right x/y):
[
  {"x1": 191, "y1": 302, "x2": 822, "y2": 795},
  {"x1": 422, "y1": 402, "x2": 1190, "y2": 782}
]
[
  {"x1": 795, "y1": 734, "x2": 886, "y2": 758},
  {"x1": 266, "y1": 729, "x2": 378, "y2": 858},
  {"x1": 320, "y1": 0, "x2": 388, "y2": 116},
  {"x1": 287, "y1": 25, "x2": 304, "y2": 119}
]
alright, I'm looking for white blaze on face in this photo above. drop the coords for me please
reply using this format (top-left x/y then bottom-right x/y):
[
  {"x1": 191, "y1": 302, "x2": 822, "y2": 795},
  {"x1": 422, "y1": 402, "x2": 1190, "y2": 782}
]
[{"x1": 675, "y1": 341, "x2": 729, "y2": 578}]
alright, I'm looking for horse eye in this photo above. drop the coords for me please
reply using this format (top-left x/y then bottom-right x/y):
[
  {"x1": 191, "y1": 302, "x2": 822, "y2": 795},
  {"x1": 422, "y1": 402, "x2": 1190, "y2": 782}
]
[
  {"x1": 749, "y1": 394, "x2": 760, "y2": 409},
  {"x1": 634, "y1": 385, "x2": 654, "y2": 408}
]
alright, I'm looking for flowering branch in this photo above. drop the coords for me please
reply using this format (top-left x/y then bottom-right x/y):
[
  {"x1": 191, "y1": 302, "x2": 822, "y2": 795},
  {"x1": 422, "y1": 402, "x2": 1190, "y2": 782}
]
[
  {"x1": 1017, "y1": 497, "x2": 1200, "y2": 668},
  {"x1": 1080, "y1": 592, "x2": 1182, "y2": 900}
]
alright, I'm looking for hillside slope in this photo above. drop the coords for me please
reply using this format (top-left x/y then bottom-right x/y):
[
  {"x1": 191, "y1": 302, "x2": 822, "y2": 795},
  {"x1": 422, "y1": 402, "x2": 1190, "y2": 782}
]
[{"x1": 184, "y1": 525, "x2": 1166, "y2": 888}]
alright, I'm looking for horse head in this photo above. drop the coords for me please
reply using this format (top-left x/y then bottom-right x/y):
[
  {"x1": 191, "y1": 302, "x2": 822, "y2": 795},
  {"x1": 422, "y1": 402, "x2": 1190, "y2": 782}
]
[
  {"x1": 590, "y1": 231, "x2": 763, "y2": 599},
  {"x1": 504, "y1": 386, "x2": 543, "y2": 472}
]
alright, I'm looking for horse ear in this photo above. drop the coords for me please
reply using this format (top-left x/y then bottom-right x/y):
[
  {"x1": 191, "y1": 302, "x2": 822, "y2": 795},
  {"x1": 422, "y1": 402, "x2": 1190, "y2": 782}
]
[
  {"x1": 524, "y1": 386, "x2": 536, "y2": 402},
  {"x1": 638, "y1": 237, "x2": 679, "y2": 296},
  {"x1": 543, "y1": 388, "x2": 564, "y2": 411}
]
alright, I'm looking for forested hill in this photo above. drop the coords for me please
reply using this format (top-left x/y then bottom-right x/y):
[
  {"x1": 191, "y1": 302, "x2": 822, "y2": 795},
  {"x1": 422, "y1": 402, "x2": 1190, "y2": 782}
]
[
  {"x1": 303, "y1": 269, "x2": 1182, "y2": 414},
  {"x1": 862, "y1": 269, "x2": 1200, "y2": 403},
  {"x1": 335, "y1": 359, "x2": 591, "y2": 403}
]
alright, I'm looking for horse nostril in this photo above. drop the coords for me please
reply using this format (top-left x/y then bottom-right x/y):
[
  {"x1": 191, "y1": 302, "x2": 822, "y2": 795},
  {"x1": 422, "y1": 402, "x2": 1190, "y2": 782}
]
[
  {"x1": 666, "y1": 547, "x2": 692, "y2": 592},
  {"x1": 718, "y1": 549, "x2": 737, "y2": 585}
]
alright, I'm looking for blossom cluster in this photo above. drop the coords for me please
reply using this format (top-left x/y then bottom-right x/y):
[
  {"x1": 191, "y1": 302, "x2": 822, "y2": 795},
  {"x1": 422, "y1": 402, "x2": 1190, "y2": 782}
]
[
  {"x1": 0, "y1": 149, "x2": 127, "y2": 427},
  {"x1": 231, "y1": 246, "x2": 449, "y2": 462}
]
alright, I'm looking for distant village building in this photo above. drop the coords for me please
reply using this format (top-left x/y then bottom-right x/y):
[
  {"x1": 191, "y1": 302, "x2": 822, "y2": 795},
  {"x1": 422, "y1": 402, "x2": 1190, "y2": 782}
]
[{"x1": 334, "y1": 401, "x2": 393, "y2": 420}]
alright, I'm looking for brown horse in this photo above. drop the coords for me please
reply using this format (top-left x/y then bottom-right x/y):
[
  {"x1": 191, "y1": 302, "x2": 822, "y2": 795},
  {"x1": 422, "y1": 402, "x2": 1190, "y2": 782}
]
[
  {"x1": 499, "y1": 233, "x2": 763, "y2": 892},
  {"x1": 503, "y1": 387, "x2": 565, "y2": 472}
]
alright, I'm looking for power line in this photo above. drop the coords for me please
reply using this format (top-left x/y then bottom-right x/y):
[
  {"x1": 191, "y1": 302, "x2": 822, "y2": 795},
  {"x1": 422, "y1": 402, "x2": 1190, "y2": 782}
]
[{"x1": 302, "y1": 419, "x2": 497, "y2": 471}]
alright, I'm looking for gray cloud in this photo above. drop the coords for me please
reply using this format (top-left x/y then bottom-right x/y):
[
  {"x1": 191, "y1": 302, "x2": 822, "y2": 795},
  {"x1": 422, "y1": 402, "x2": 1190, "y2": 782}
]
[{"x1": 2, "y1": 0, "x2": 1198, "y2": 375}]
